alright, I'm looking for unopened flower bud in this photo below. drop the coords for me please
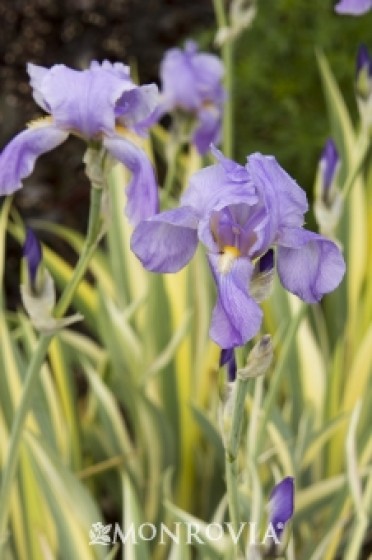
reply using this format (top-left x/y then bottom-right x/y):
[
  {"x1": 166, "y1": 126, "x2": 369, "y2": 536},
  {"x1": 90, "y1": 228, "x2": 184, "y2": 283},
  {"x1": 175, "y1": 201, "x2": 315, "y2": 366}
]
[
  {"x1": 20, "y1": 228, "x2": 83, "y2": 333},
  {"x1": 314, "y1": 139, "x2": 343, "y2": 238},
  {"x1": 355, "y1": 44, "x2": 372, "y2": 129},
  {"x1": 23, "y1": 227, "x2": 43, "y2": 294}
]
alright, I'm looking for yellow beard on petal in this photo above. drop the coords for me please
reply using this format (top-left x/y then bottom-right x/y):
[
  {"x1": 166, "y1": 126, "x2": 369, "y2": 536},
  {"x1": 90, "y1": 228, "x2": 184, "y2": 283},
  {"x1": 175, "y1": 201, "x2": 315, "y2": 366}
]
[
  {"x1": 26, "y1": 116, "x2": 53, "y2": 129},
  {"x1": 218, "y1": 245, "x2": 241, "y2": 274}
]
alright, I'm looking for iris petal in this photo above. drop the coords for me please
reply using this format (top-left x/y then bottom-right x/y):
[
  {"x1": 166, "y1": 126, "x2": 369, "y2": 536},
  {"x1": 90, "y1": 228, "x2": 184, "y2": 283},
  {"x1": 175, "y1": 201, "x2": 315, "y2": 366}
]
[
  {"x1": 277, "y1": 227, "x2": 346, "y2": 303},
  {"x1": 208, "y1": 254, "x2": 263, "y2": 347},
  {"x1": 27, "y1": 63, "x2": 135, "y2": 137},
  {"x1": 104, "y1": 135, "x2": 159, "y2": 226},
  {"x1": 131, "y1": 206, "x2": 199, "y2": 272},
  {"x1": 0, "y1": 125, "x2": 68, "y2": 195},
  {"x1": 335, "y1": 0, "x2": 372, "y2": 14}
]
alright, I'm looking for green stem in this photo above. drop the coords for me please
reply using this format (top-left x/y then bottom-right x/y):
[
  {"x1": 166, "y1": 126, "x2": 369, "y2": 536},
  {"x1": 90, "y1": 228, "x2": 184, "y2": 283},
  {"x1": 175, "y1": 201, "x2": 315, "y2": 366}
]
[
  {"x1": 224, "y1": 375, "x2": 251, "y2": 556},
  {"x1": 0, "y1": 186, "x2": 103, "y2": 551},
  {"x1": 213, "y1": 0, "x2": 234, "y2": 158},
  {"x1": 163, "y1": 142, "x2": 181, "y2": 198}
]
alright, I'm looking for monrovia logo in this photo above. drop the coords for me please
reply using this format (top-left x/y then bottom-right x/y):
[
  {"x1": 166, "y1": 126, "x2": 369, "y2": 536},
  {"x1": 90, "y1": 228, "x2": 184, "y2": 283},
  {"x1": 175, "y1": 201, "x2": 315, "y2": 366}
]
[
  {"x1": 89, "y1": 522, "x2": 112, "y2": 545},
  {"x1": 88, "y1": 521, "x2": 283, "y2": 546}
]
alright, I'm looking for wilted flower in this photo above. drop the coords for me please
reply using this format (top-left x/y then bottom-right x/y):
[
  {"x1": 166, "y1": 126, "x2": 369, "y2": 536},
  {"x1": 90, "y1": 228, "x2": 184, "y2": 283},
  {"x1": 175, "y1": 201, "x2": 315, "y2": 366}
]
[
  {"x1": 157, "y1": 40, "x2": 225, "y2": 154},
  {"x1": 268, "y1": 477, "x2": 294, "y2": 540},
  {"x1": 0, "y1": 61, "x2": 160, "y2": 225},
  {"x1": 131, "y1": 147, "x2": 346, "y2": 348},
  {"x1": 335, "y1": 0, "x2": 372, "y2": 15}
]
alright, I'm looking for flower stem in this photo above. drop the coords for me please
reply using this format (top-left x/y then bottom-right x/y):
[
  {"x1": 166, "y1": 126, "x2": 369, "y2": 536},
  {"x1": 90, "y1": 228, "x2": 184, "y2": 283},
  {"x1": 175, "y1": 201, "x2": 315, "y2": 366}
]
[
  {"x1": 163, "y1": 141, "x2": 181, "y2": 198},
  {"x1": 225, "y1": 375, "x2": 251, "y2": 556},
  {"x1": 213, "y1": 0, "x2": 234, "y2": 158},
  {"x1": 0, "y1": 185, "x2": 103, "y2": 552}
]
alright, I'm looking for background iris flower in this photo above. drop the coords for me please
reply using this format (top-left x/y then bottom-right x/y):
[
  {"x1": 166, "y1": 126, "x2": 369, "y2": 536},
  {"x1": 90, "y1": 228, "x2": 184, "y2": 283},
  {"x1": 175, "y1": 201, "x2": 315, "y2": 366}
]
[
  {"x1": 0, "y1": 60, "x2": 160, "y2": 225},
  {"x1": 157, "y1": 40, "x2": 225, "y2": 154},
  {"x1": 335, "y1": 0, "x2": 372, "y2": 15},
  {"x1": 132, "y1": 147, "x2": 345, "y2": 348}
]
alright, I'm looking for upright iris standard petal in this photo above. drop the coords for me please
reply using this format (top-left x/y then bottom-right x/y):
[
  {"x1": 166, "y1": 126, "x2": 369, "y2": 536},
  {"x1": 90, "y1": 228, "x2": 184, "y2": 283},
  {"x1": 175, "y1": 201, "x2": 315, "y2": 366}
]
[
  {"x1": 0, "y1": 125, "x2": 68, "y2": 195},
  {"x1": 131, "y1": 206, "x2": 199, "y2": 272},
  {"x1": 335, "y1": 0, "x2": 372, "y2": 14},
  {"x1": 208, "y1": 255, "x2": 263, "y2": 348},
  {"x1": 277, "y1": 227, "x2": 346, "y2": 303},
  {"x1": 269, "y1": 477, "x2": 294, "y2": 538},
  {"x1": 115, "y1": 84, "x2": 160, "y2": 134},
  {"x1": 23, "y1": 227, "x2": 42, "y2": 286},
  {"x1": 27, "y1": 63, "x2": 135, "y2": 137},
  {"x1": 247, "y1": 153, "x2": 308, "y2": 233},
  {"x1": 103, "y1": 135, "x2": 159, "y2": 225}
]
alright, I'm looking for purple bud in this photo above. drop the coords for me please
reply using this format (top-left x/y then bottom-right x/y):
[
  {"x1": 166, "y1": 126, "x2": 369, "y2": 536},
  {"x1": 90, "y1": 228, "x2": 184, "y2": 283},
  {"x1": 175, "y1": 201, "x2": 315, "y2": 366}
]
[
  {"x1": 220, "y1": 348, "x2": 237, "y2": 381},
  {"x1": 269, "y1": 477, "x2": 294, "y2": 539},
  {"x1": 320, "y1": 139, "x2": 339, "y2": 196},
  {"x1": 23, "y1": 227, "x2": 42, "y2": 286},
  {"x1": 356, "y1": 44, "x2": 372, "y2": 77},
  {"x1": 259, "y1": 249, "x2": 274, "y2": 273}
]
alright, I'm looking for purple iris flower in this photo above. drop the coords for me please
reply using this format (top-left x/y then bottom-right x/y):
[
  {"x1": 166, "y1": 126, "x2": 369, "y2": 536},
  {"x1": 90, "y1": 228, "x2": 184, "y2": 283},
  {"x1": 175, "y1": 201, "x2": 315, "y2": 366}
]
[
  {"x1": 23, "y1": 227, "x2": 42, "y2": 289},
  {"x1": 335, "y1": 0, "x2": 372, "y2": 14},
  {"x1": 0, "y1": 61, "x2": 160, "y2": 225},
  {"x1": 320, "y1": 139, "x2": 339, "y2": 202},
  {"x1": 131, "y1": 147, "x2": 346, "y2": 349},
  {"x1": 158, "y1": 40, "x2": 225, "y2": 154},
  {"x1": 268, "y1": 477, "x2": 294, "y2": 539}
]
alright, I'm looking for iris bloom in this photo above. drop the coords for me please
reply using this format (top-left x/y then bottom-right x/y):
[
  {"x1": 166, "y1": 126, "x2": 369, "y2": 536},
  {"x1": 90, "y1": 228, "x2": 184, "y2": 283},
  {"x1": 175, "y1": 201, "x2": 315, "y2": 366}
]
[
  {"x1": 0, "y1": 61, "x2": 159, "y2": 225},
  {"x1": 158, "y1": 40, "x2": 225, "y2": 154},
  {"x1": 131, "y1": 147, "x2": 346, "y2": 348},
  {"x1": 268, "y1": 477, "x2": 294, "y2": 540},
  {"x1": 335, "y1": 0, "x2": 372, "y2": 14}
]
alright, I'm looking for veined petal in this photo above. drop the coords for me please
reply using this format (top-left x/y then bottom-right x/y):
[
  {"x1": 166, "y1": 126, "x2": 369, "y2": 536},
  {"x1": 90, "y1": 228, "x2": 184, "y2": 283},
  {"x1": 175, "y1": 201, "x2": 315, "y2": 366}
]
[
  {"x1": 104, "y1": 135, "x2": 159, "y2": 225},
  {"x1": 116, "y1": 83, "x2": 160, "y2": 134},
  {"x1": 27, "y1": 63, "x2": 135, "y2": 138},
  {"x1": 335, "y1": 0, "x2": 372, "y2": 14},
  {"x1": 208, "y1": 254, "x2": 263, "y2": 347},
  {"x1": 247, "y1": 153, "x2": 308, "y2": 233},
  {"x1": 130, "y1": 206, "x2": 199, "y2": 272},
  {"x1": 0, "y1": 125, "x2": 68, "y2": 196},
  {"x1": 269, "y1": 477, "x2": 294, "y2": 538},
  {"x1": 277, "y1": 227, "x2": 346, "y2": 303},
  {"x1": 193, "y1": 105, "x2": 221, "y2": 155},
  {"x1": 182, "y1": 163, "x2": 257, "y2": 217}
]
